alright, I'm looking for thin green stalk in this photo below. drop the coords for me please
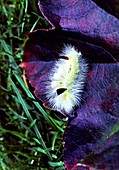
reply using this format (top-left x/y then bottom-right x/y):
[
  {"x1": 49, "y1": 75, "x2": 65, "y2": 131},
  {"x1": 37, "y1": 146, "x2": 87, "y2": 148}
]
[
  {"x1": 10, "y1": 77, "x2": 53, "y2": 160},
  {"x1": 14, "y1": 71, "x2": 65, "y2": 132}
]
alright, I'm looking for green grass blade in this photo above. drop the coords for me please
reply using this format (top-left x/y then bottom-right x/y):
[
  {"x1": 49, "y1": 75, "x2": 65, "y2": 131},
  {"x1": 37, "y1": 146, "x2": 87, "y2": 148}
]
[
  {"x1": 13, "y1": 71, "x2": 59, "y2": 129},
  {"x1": 9, "y1": 77, "x2": 52, "y2": 160},
  {"x1": 109, "y1": 121, "x2": 119, "y2": 137}
]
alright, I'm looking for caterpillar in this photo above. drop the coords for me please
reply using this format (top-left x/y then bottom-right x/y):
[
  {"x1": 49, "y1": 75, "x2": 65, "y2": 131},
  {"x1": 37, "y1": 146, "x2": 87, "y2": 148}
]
[{"x1": 45, "y1": 45, "x2": 88, "y2": 114}]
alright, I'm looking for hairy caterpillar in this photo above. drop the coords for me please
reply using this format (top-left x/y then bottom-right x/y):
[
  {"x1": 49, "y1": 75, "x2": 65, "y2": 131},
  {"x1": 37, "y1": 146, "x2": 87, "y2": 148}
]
[{"x1": 45, "y1": 45, "x2": 88, "y2": 114}]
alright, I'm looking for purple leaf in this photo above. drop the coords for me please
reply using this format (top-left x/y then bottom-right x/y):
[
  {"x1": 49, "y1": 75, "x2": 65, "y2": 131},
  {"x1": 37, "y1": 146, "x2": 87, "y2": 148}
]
[
  {"x1": 84, "y1": 131, "x2": 119, "y2": 169},
  {"x1": 38, "y1": 0, "x2": 119, "y2": 61},
  {"x1": 64, "y1": 132, "x2": 119, "y2": 170},
  {"x1": 64, "y1": 64, "x2": 119, "y2": 169},
  {"x1": 21, "y1": 30, "x2": 118, "y2": 115},
  {"x1": 21, "y1": 1, "x2": 119, "y2": 169},
  {"x1": 22, "y1": 29, "x2": 116, "y2": 63},
  {"x1": 93, "y1": 0, "x2": 119, "y2": 19}
]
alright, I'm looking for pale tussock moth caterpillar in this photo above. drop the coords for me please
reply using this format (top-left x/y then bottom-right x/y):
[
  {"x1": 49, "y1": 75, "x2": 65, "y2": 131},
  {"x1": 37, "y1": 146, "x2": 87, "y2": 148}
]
[{"x1": 45, "y1": 45, "x2": 88, "y2": 114}]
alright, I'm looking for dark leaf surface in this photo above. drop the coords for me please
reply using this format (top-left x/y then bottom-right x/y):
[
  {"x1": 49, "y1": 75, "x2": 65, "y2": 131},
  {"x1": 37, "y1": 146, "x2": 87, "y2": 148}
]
[
  {"x1": 21, "y1": 1, "x2": 119, "y2": 169},
  {"x1": 38, "y1": 0, "x2": 119, "y2": 61},
  {"x1": 84, "y1": 131, "x2": 119, "y2": 170},
  {"x1": 22, "y1": 29, "x2": 116, "y2": 63},
  {"x1": 64, "y1": 64, "x2": 119, "y2": 169},
  {"x1": 21, "y1": 30, "x2": 118, "y2": 115},
  {"x1": 92, "y1": 0, "x2": 119, "y2": 19},
  {"x1": 65, "y1": 132, "x2": 119, "y2": 170}
]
